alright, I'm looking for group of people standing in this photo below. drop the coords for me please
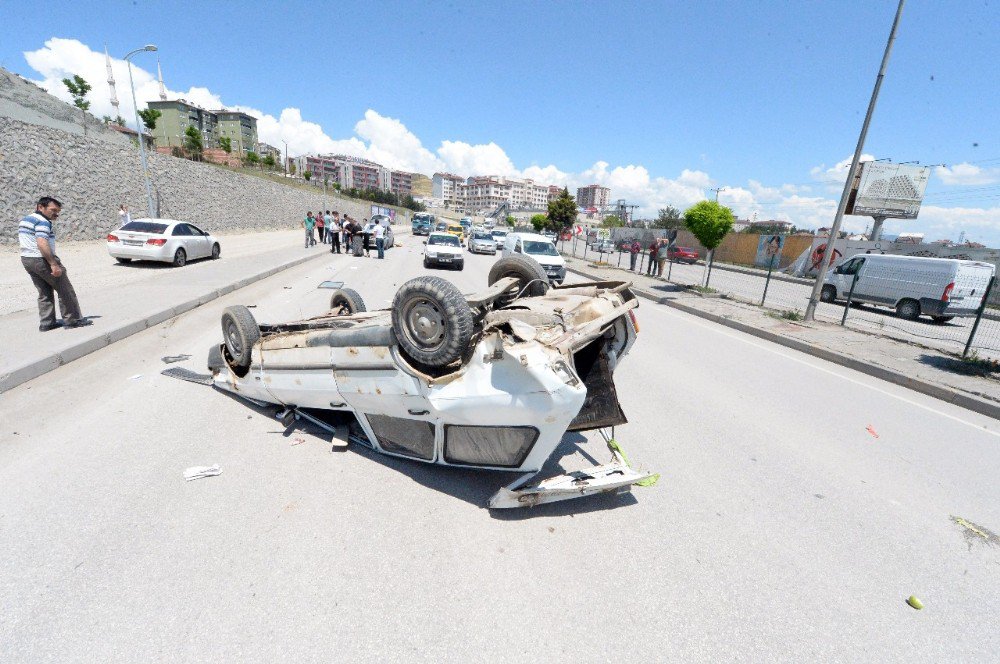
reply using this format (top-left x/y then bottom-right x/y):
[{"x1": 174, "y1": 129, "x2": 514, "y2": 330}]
[
  {"x1": 627, "y1": 237, "x2": 672, "y2": 278},
  {"x1": 302, "y1": 211, "x2": 387, "y2": 259}
]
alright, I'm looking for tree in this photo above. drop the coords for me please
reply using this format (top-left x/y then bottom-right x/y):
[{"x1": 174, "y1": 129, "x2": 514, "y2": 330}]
[
  {"x1": 652, "y1": 205, "x2": 684, "y2": 229},
  {"x1": 262, "y1": 153, "x2": 276, "y2": 170},
  {"x1": 183, "y1": 125, "x2": 204, "y2": 160},
  {"x1": 547, "y1": 187, "x2": 578, "y2": 231},
  {"x1": 289, "y1": 163, "x2": 297, "y2": 176},
  {"x1": 113, "y1": 116, "x2": 126, "y2": 127},
  {"x1": 137, "y1": 108, "x2": 161, "y2": 132},
  {"x1": 219, "y1": 137, "x2": 232, "y2": 154},
  {"x1": 303, "y1": 170, "x2": 312, "y2": 181},
  {"x1": 684, "y1": 200, "x2": 735, "y2": 287},
  {"x1": 505, "y1": 215, "x2": 517, "y2": 228},
  {"x1": 530, "y1": 214, "x2": 547, "y2": 232},
  {"x1": 246, "y1": 151, "x2": 260, "y2": 169},
  {"x1": 102, "y1": 115, "x2": 112, "y2": 124},
  {"x1": 62, "y1": 74, "x2": 92, "y2": 136},
  {"x1": 602, "y1": 215, "x2": 624, "y2": 228}
]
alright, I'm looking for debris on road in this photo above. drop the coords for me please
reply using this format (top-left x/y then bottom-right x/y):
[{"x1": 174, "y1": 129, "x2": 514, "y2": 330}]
[
  {"x1": 866, "y1": 425, "x2": 880, "y2": 439},
  {"x1": 129, "y1": 374, "x2": 143, "y2": 380},
  {"x1": 161, "y1": 354, "x2": 191, "y2": 364},
  {"x1": 906, "y1": 595, "x2": 924, "y2": 610},
  {"x1": 161, "y1": 367, "x2": 214, "y2": 386},
  {"x1": 184, "y1": 464, "x2": 222, "y2": 481},
  {"x1": 951, "y1": 515, "x2": 1000, "y2": 548},
  {"x1": 290, "y1": 437, "x2": 306, "y2": 446},
  {"x1": 318, "y1": 280, "x2": 345, "y2": 289}
]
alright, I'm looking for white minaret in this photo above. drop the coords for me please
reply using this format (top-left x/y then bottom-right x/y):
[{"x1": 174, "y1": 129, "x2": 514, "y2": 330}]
[
  {"x1": 105, "y1": 45, "x2": 120, "y2": 115},
  {"x1": 157, "y1": 58, "x2": 167, "y2": 101}
]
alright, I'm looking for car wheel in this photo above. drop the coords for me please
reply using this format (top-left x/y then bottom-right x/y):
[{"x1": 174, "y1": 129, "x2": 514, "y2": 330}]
[
  {"x1": 211, "y1": 243, "x2": 221, "y2": 259},
  {"x1": 896, "y1": 299, "x2": 920, "y2": 320},
  {"x1": 820, "y1": 285, "x2": 837, "y2": 303},
  {"x1": 423, "y1": 257, "x2": 431, "y2": 269},
  {"x1": 329, "y1": 288, "x2": 366, "y2": 315},
  {"x1": 115, "y1": 257, "x2": 131, "y2": 264},
  {"x1": 172, "y1": 248, "x2": 187, "y2": 267},
  {"x1": 391, "y1": 276, "x2": 473, "y2": 369},
  {"x1": 931, "y1": 315, "x2": 954, "y2": 324},
  {"x1": 456, "y1": 263, "x2": 464, "y2": 271},
  {"x1": 488, "y1": 254, "x2": 549, "y2": 306},
  {"x1": 220, "y1": 305, "x2": 259, "y2": 374}
]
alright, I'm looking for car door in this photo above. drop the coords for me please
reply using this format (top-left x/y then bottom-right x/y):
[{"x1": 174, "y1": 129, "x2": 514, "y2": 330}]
[
  {"x1": 186, "y1": 223, "x2": 211, "y2": 258},
  {"x1": 838, "y1": 257, "x2": 866, "y2": 300},
  {"x1": 171, "y1": 223, "x2": 193, "y2": 256}
]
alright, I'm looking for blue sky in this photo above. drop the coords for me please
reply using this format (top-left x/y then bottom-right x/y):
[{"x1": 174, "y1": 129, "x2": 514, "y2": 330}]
[{"x1": 2, "y1": 0, "x2": 998, "y2": 244}]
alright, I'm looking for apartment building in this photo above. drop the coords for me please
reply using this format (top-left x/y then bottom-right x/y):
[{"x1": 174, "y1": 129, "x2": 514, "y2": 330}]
[
  {"x1": 295, "y1": 154, "x2": 414, "y2": 197},
  {"x1": 215, "y1": 110, "x2": 259, "y2": 154},
  {"x1": 432, "y1": 172, "x2": 465, "y2": 207},
  {"x1": 576, "y1": 184, "x2": 611, "y2": 209},
  {"x1": 147, "y1": 99, "x2": 220, "y2": 150},
  {"x1": 548, "y1": 185, "x2": 564, "y2": 202}
]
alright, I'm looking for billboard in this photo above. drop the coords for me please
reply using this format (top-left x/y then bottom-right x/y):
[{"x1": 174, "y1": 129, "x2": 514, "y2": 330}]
[
  {"x1": 754, "y1": 234, "x2": 786, "y2": 268},
  {"x1": 371, "y1": 204, "x2": 396, "y2": 221},
  {"x1": 846, "y1": 162, "x2": 930, "y2": 219}
]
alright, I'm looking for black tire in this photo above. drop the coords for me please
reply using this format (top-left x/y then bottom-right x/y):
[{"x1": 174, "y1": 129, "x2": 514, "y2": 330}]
[
  {"x1": 115, "y1": 257, "x2": 131, "y2": 264},
  {"x1": 423, "y1": 257, "x2": 431, "y2": 269},
  {"x1": 896, "y1": 299, "x2": 920, "y2": 320},
  {"x1": 329, "y1": 288, "x2": 366, "y2": 315},
  {"x1": 220, "y1": 305, "x2": 259, "y2": 372},
  {"x1": 931, "y1": 315, "x2": 954, "y2": 324},
  {"x1": 820, "y1": 285, "x2": 836, "y2": 303},
  {"x1": 352, "y1": 236, "x2": 364, "y2": 257},
  {"x1": 172, "y1": 248, "x2": 187, "y2": 267},
  {"x1": 488, "y1": 254, "x2": 550, "y2": 306},
  {"x1": 211, "y1": 243, "x2": 221, "y2": 259},
  {"x1": 391, "y1": 276, "x2": 473, "y2": 368},
  {"x1": 456, "y1": 263, "x2": 464, "y2": 271}
]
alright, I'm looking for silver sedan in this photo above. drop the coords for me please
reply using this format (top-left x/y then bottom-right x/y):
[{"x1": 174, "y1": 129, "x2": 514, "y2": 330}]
[
  {"x1": 468, "y1": 231, "x2": 498, "y2": 255},
  {"x1": 106, "y1": 218, "x2": 221, "y2": 267}
]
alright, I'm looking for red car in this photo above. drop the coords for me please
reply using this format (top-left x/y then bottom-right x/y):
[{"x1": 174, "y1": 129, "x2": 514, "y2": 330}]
[{"x1": 668, "y1": 246, "x2": 699, "y2": 264}]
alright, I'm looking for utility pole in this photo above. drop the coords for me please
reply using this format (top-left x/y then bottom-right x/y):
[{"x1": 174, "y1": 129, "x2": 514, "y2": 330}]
[
  {"x1": 804, "y1": 0, "x2": 905, "y2": 322},
  {"x1": 710, "y1": 187, "x2": 726, "y2": 202},
  {"x1": 282, "y1": 140, "x2": 288, "y2": 177}
]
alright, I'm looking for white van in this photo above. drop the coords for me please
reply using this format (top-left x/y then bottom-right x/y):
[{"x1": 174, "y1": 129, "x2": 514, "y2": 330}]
[
  {"x1": 822, "y1": 254, "x2": 995, "y2": 323},
  {"x1": 502, "y1": 232, "x2": 566, "y2": 284}
]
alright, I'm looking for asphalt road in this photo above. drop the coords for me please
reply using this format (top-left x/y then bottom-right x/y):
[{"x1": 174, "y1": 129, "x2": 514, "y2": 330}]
[{"x1": 2, "y1": 236, "x2": 998, "y2": 662}]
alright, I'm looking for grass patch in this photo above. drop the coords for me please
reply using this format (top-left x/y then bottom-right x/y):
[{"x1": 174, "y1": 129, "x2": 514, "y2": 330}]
[
  {"x1": 688, "y1": 285, "x2": 718, "y2": 294},
  {"x1": 963, "y1": 350, "x2": 1000, "y2": 374},
  {"x1": 767, "y1": 309, "x2": 803, "y2": 322}
]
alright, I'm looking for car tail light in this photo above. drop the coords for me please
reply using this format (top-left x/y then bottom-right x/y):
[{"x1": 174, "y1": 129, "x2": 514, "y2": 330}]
[
  {"x1": 146, "y1": 238, "x2": 167, "y2": 246},
  {"x1": 627, "y1": 309, "x2": 639, "y2": 334},
  {"x1": 941, "y1": 282, "x2": 954, "y2": 302},
  {"x1": 107, "y1": 233, "x2": 119, "y2": 242}
]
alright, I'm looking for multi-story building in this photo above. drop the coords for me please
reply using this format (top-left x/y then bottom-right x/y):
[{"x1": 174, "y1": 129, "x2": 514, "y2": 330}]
[
  {"x1": 432, "y1": 172, "x2": 465, "y2": 207},
  {"x1": 576, "y1": 184, "x2": 611, "y2": 209},
  {"x1": 548, "y1": 185, "x2": 564, "y2": 202},
  {"x1": 390, "y1": 170, "x2": 413, "y2": 198},
  {"x1": 256, "y1": 142, "x2": 282, "y2": 162},
  {"x1": 214, "y1": 109, "x2": 258, "y2": 155},
  {"x1": 457, "y1": 175, "x2": 553, "y2": 212},
  {"x1": 294, "y1": 154, "x2": 414, "y2": 197},
  {"x1": 147, "y1": 99, "x2": 220, "y2": 151}
]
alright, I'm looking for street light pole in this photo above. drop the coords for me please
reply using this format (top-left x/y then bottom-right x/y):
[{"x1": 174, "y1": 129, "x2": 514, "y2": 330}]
[
  {"x1": 804, "y1": 0, "x2": 905, "y2": 321},
  {"x1": 125, "y1": 44, "x2": 158, "y2": 217},
  {"x1": 282, "y1": 140, "x2": 288, "y2": 177}
]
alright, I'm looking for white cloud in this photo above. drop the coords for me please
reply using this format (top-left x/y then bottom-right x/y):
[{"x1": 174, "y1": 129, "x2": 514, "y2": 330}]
[
  {"x1": 437, "y1": 140, "x2": 517, "y2": 176},
  {"x1": 810, "y1": 153, "x2": 876, "y2": 182},
  {"x1": 934, "y1": 163, "x2": 1000, "y2": 186}
]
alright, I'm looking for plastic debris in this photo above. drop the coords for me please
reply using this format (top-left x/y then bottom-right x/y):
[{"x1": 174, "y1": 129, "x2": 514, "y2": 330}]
[
  {"x1": 606, "y1": 438, "x2": 660, "y2": 487},
  {"x1": 866, "y1": 425, "x2": 880, "y2": 439},
  {"x1": 161, "y1": 354, "x2": 191, "y2": 364},
  {"x1": 318, "y1": 280, "x2": 345, "y2": 289},
  {"x1": 129, "y1": 374, "x2": 143, "y2": 380},
  {"x1": 290, "y1": 437, "x2": 306, "y2": 446},
  {"x1": 184, "y1": 464, "x2": 222, "y2": 481},
  {"x1": 906, "y1": 595, "x2": 924, "y2": 610}
]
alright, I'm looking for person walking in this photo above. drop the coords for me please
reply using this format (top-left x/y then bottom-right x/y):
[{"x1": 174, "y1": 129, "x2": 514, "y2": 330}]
[
  {"x1": 324, "y1": 210, "x2": 333, "y2": 244},
  {"x1": 361, "y1": 217, "x2": 371, "y2": 257},
  {"x1": 374, "y1": 219, "x2": 386, "y2": 259},
  {"x1": 20, "y1": 196, "x2": 90, "y2": 331},
  {"x1": 328, "y1": 212, "x2": 342, "y2": 254},
  {"x1": 646, "y1": 239, "x2": 659, "y2": 275},
  {"x1": 303, "y1": 211, "x2": 316, "y2": 248},
  {"x1": 316, "y1": 212, "x2": 325, "y2": 244},
  {"x1": 656, "y1": 239, "x2": 670, "y2": 278},
  {"x1": 629, "y1": 239, "x2": 641, "y2": 272}
]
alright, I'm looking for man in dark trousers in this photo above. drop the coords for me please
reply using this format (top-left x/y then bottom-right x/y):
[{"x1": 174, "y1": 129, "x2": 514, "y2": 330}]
[
  {"x1": 328, "y1": 212, "x2": 342, "y2": 254},
  {"x1": 20, "y1": 196, "x2": 90, "y2": 330}
]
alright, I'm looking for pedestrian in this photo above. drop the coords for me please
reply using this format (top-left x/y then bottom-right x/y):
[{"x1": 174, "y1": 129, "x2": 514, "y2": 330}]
[
  {"x1": 20, "y1": 196, "x2": 90, "y2": 331},
  {"x1": 303, "y1": 211, "x2": 316, "y2": 248},
  {"x1": 117, "y1": 203, "x2": 131, "y2": 229},
  {"x1": 362, "y1": 217, "x2": 371, "y2": 257},
  {"x1": 647, "y1": 238, "x2": 658, "y2": 275},
  {"x1": 656, "y1": 239, "x2": 670, "y2": 278},
  {"x1": 629, "y1": 239, "x2": 641, "y2": 271},
  {"x1": 324, "y1": 210, "x2": 333, "y2": 243},
  {"x1": 316, "y1": 211, "x2": 325, "y2": 244},
  {"x1": 343, "y1": 216, "x2": 354, "y2": 249},
  {"x1": 328, "y1": 212, "x2": 342, "y2": 254},
  {"x1": 374, "y1": 219, "x2": 386, "y2": 259}
]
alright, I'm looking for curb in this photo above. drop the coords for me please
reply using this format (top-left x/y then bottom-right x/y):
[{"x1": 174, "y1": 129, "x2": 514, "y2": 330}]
[
  {"x1": 0, "y1": 250, "x2": 329, "y2": 394},
  {"x1": 565, "y1": 265, "x2": 1000, "y2": 421}
]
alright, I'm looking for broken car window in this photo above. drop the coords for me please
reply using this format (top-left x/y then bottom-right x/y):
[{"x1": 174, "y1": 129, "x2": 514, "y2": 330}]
[
  {"x1": 365, "y1": 415, "x2": 435, "y2": 460},
  {"x1": 444, "y1": 426, "x2": 538, "y2": 467}
]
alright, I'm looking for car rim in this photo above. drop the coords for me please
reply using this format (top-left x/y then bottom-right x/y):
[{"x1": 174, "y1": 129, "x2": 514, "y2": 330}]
[
  {"x1": 176, "y1": 250, "x2": 185, "y2": 265},
  {"x1": 226, "y1": 320, "x2": 242, "y2": 355},
  {"x1": 403, "y1": 297, "x2": 445, "y2": 349}
]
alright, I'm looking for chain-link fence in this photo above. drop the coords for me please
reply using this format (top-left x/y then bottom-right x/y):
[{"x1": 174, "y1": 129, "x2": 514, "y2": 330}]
[{"x1": 558, "y1": 231, "x2": 1000, "y2": 361}]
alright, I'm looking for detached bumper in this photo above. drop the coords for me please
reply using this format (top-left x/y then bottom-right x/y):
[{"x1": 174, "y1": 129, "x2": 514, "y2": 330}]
[{"x1": 489, "y1": 461, "x2": 656, "y2": 508}]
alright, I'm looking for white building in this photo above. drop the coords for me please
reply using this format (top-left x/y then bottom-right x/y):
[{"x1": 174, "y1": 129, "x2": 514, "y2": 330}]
[{"x1": 432, "y1": 172, "x2": 465, "y2": 207}]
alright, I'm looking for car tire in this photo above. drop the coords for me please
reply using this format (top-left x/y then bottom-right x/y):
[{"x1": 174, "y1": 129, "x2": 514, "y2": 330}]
[
  {"x1": 896, "y1": 299, "x2": 920, "y2": 320},
  {"x1": 820, "y1": 285, "x2": 837, "y2": 303},
  {"x1": 220, "y1": 305, "x2": 259, "y2": 373},
  {"x1": 329, "y1": 288, "x2": 366, "y2": 315},
  {"x1": 172, "y1": 248, "x2": 187, "y2": 267},
  {"x1": 391, "y1": 276, "x2": 473, "y2": 369},
  {"x1": 931, "y1": 315, "x2": 954, "y2": 324},
  {"x1": 423, "y1": 257, "x2": 431, "y2": 269},
  {"x1": 456, "y1": 263, "x2": 464, "y2": 271},
  {"x1": 488, "y1": 254, "x2": 550, "y2": 306},
  {"x1": 211, "y1": 243, "x2": 221, "y2": 259},
  {"x1": 115, "y1": 257, "x2": 131, "y2": 264}
]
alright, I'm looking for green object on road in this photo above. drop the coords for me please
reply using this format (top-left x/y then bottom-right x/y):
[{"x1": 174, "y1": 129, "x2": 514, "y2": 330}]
[
  {"x1": 606, "y1": 438, "x2": 660, "y2": 487},
  {"x1": 907, "y1": 595, "x2": 924, "y2": 610}
]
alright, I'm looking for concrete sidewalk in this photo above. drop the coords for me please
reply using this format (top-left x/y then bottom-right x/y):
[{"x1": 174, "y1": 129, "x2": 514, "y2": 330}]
[
  {"x1": 562, "y1": 254, "x2": 1000, "y2": 420},
  {"x1": 0, "y1": 228, "x2": 392, "y2": 392}
]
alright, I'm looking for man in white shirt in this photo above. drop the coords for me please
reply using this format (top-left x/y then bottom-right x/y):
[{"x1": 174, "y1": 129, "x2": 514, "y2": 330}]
[{"x1": 374, "y1": 221, "x2": 386, "y2": 259}]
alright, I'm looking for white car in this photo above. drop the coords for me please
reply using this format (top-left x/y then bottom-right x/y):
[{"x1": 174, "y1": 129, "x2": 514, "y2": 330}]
[
  {"x1": 501, "y1": 232, "x2": 566, "y2": 284},
  {"x1": 202, "y1": 256, "x2": 653, "y2": 508},
  {"x1": 107, "y1": 218, "x2": 220, "y2": 267},
  {"x1": 423, "y1": 232, "x2": 464, "y2": 270}
]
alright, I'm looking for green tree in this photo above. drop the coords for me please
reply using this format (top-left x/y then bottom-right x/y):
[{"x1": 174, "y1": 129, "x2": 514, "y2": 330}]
[
  {"x1": 546, "y1": 187, "x2": 578, "y2": 230},
  {"x1": 219, "y1": 136, "x2": 232, "y2": 154},
  {"x1": 652, "y1": 205, "x2": 684, "y2": 229},
  {"x1": 262, "y1": 153, "x2": 276, "y2": 170},
  {"x1": 602, "y1": 215, "x2": 624, "y2": 228},
  {"x1": 684, "y1": 200, "x2": 735, "y2": 287},
  {"x1": 303, "y1": 171, "x2": 312, "y2": 181},
  {"x1": 62, "y1": 74, "x2": 92, "y2": 136},
  {"x1": 289, "y1": 163, "x2": 297, "y2": 176},
  {"x1": 505, "y1": 215, "x2": 517, "y2": 228},
  {"x1": 137, "y1": 108, "x2": 161, "y2": 132},
  {"x1": 102, "y1": 115, "x2": 112, "y2": 124},
  {"x1": 530, "y1": 213, "x2": 547, "y2": 232},
  {"x1": 183, "y1": 125, "x2": 204, "y2": 159},
  {"x1": 246, "y1": 151, "x2": 260, "y2": 169},
  {"x1": 113, "y1": 116, "x2": 126, "y2": 127}
]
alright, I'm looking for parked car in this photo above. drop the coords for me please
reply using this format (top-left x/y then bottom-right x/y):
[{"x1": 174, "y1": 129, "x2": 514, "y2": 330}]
[
  {"x1": 107, "y1": 218, "x2": 220, "y2": 267},
  {"x1": 467, "y1": 231, "x2": 498, "y2": 255},
  {"x1": 502, "y1": 232, "x2": 566, "y2": 284},
  {"x1": 205, "y1": 256, "x2": 652, "y2": 508},
  {"x1": 361, "y1": 215, "x2": 395, "y2": 251},
  {"x1": 588, "y1": 240, "x2": 615, "y2": 253},
  {"x1": 423, "y1": 231, "x2": 464, "y2": 270},
  {"x1": 822, "y1": 254, "x2": 995, "y2": 323},
  {"x1": 667, "y1": 246, "x2": 699, "y2": 264}
]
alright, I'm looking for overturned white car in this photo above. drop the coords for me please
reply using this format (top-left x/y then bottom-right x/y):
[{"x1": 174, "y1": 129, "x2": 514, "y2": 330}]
[{"x1": 208, "y1": 255, "x2": 656, "y2": 508}]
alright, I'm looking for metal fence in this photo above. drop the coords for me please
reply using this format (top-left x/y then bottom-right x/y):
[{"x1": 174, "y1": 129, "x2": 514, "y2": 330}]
[{"x1": 558, "y1": 233, "x2": 1000, "y2": 362}]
